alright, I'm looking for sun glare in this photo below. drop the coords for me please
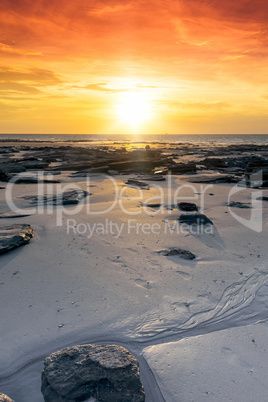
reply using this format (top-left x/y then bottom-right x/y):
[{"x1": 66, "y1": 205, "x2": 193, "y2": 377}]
[{"x1": 116, "y1": 92, "x2": 151, "y2": 127}]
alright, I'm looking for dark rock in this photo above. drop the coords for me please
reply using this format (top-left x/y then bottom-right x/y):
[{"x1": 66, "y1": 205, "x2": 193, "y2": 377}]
[
  {"x1": 186, "y1": 174, "x2": 237, "y2": 183},
  {"x1": 0, "y1": 224, "x2": 34, "y2": 255},
  {"x1": 143, "y1": 203, "x2": 162, "y2": 208},
  {"x1": 0, "y1": 212, "x2": 32, "y2": 219},
  {"x1": 178, "y1": 214, "x2": 213, "y2": 225},
  {"x1": 0, "y1": 394, "x2": 14, "y2": 402},
  {"x1": 0, "y1": 169, "x2": 12, "y2": 182},
  {"x1": 201, "y1": 157, "x2": 228, "y2": 168},
  {"x1": 157, "y1": 248, "x2": 196, "y2": 260},
  {"x1": 139, "y1": 175, "x2": 166, "y2": 181},
  {"x1": 126, "y1": 179, "x2": 149, "y2": 188},
  {"x1": 227, "y1": 201, "x2": 251, "y2": 209},
  {"x1": 178, "y1": 202, "x2": 198, "y2": 212},
  {"x1": 257, "y1": 196, "x2": 268, "y2": 201},
  {"x1": 41, "y1": 344, "x2": 145, "y2": 402},
  {"x1": 22, "y1": 189, "x2": 88, "y2": 206},
  {"x1": 10, "y1": 176, "x2": 60, "y2": 184},
  {"x1": 168, "y1": 163, "x2": 196, "y2": 174}
]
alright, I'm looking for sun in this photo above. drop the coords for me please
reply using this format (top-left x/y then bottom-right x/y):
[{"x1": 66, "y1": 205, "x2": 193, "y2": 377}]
[{"x1": 116, "y1": 92, "x2": 151, "y2": 127}]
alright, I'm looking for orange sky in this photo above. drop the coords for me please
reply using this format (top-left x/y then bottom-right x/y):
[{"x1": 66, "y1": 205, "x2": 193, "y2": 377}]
[{"x1": 1, "y1": 0, "x2": 268, "y2": 134}]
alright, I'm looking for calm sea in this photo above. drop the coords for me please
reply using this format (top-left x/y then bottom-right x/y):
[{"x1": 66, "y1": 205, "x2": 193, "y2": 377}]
[{"x1": 0, "y1": 134, "x2": 268, "y2": 145}]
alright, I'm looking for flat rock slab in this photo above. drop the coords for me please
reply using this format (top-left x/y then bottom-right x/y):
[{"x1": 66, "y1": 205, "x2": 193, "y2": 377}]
[
  {"x1": 178, "y1": 202, "x2": 198, "y2": 212},
  {"x1": 178, "y1": 214, "x2": 213, "y2": 226},
  {"x1": 22, "y1": 189, "x2": 88, "y2": 205},
  {"x1": 227, "y1": 201, "x2": 251, "y2": 209},
  {"x1": 157, "y1": 248, "x2": 196, "y2": 260},
  {"x1": 0, "y1": 394, "x2": 14, "y2": 402},
  {"x1": 0, "y1": 211, "x2": 32, "y2": 219},
  {"x1": 125, "y1": 179, "x2": 149, "y2": 188},
  {"x1": 0, "y1": 224, "x2": 34, "y2": 255},
  {"x1": 41, "y1": 344, "x2": 145, "y2": 402}
]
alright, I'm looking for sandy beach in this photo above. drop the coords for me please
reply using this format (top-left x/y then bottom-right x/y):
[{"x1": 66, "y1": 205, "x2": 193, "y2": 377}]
[{"x1": 0, "y1": 139, "x2": 268, "y2": 401}]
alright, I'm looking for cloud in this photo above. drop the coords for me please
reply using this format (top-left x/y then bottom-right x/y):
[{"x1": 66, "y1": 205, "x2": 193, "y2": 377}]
[
  {"x1": 0, "y1": 66, "x2": 62, "y2": 86},
  {"x1": 0, "y1": 42, "x2": 42, "y2": 56},
  {"x1": 0, "y1": 81, "x2": 42, "y2": 94}
]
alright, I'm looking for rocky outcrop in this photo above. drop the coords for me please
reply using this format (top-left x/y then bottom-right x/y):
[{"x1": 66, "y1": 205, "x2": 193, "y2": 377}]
[
  {"x1": 0, "y1": 393, "x2": 14, "y2": 402},
  {"x1": 0, "y1": 224, "x2": 34, "y2": 255},
  {"x1": 41, "y1": 344, "x2": 145, "y2": 402},
  {"x1": 157, "y1": 248, "x2": 196, "y2": 260}
]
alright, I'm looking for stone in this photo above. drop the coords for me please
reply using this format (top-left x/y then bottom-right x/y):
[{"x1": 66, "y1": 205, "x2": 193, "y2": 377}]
[
  {"x1": 0, "y1": 211, "x2": 32, "y2": 219},
  {"x1": 143, "y1": 203, "x2": 162, "y2": 208},
  {"x1": 177, "y1": 202, "x2": 198, "y2": 212},
  {"x1": 257, "y1": 196, "x2": 268, "y2": 201},
  {"x1": 125, "y1": 179, "x2": 149, "y2": 188},
  {"x1": 0, "y1": 224, "x2": 34, "y2": 255},
  {"x1": 0, "y1": 394, "x2": 14, "y2": 402},
  {"x1": 178, "y1": 214, "x2": 213, "y2": 225},
  {"x1": 41, "y1": 344, "x2": 145, "y2": 402},
  {"x1": 22, "y1": 189, "x2": 88, "y2": 205},
  {"x1": 157, "y1": 248, "x2": 196, "y2": 260},
  {"x1": 0, "y1": 169, "x2": 12, "y2": 182},
  {"x1": 227, "y1": 201, "x2": 251, "y2": 209}
]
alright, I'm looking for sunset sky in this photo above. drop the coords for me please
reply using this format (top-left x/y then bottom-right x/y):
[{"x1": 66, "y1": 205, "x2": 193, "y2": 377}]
[{"x1": 1, "y1": 0, "x2": 268, "y2": 134}]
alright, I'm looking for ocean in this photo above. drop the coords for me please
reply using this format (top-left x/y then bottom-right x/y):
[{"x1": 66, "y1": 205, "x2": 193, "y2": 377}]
[{"x1": 0, "y1": 133, "x2": 268, "y2": 145}]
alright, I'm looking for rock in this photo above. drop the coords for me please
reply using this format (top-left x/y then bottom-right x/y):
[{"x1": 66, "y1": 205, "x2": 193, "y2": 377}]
[
  {"x1": 157, "y1": 248, "x2": 196, "y2": 260},
  {"x1": 168, "y1": 163, "x2": 196, "y2": 174},
  {"x1": 0, "y1": 224, "x2": 34, "y2": 255},
  {"x1": 0, "y1": 394, "x2": 14, "y2": 402},
  {"x1": 139, "y1": 175, "x2": 166, "y2": 181},
  {"x1": 143, "y1": 203, "x2": 162, "y2": 208},
  {"x1": 41, "y1": 344, "x2": 145, "y2": 402},
  {"x1": 22, "y1": 189, "x2": 88, "y2": 206},
  {"x1": 186, "y1": 174, "x2": 237, "y2": 183},
  {"x1": 178, "y1": 202, "x2": 198, "y2": 212},
  {"x1": 126, "y1": 179, "x2": 149, "y2": 188},
  {"x1": 0, "y1": 211, "x2": 32, "y2": 219},
  {"x1": 200, "y1": 157, "x2": 228, "y2": 168},
  {"x1": 257, "y1": 196, "x2": 268, "y2": 201},
  {"x1": 11, "y1": 176, "x2": 60, "y2": 184},
  {"x1": 227, "y1": 201, "x2": 251, "y2": 209},
  {"x1": 0, "y1": 169, "x2": 12, "y2": 182},
  {"x1": 178, "y1": 214, "x2": 213, "y2": 225}
]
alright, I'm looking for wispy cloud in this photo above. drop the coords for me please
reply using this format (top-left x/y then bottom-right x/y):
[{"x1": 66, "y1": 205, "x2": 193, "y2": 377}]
[{"x1": 0, "y1": 42, "x2": 42, "y2": 56}]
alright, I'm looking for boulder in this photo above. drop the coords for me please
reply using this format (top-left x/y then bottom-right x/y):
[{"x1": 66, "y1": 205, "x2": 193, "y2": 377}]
[
  {"x1": 0, "y1": 394, "x2": 14, "y2": 402},
  {"x1": 178, "y1": 214, "x2": 213, "y2": 226},
  {"x1": 41, "y1": 344, "x2": 145, "y2": 402},
  {"x1": 0, "y1": 224, "x2": 34, "y2": 255},
  {"x1": 157, "y1": 248, "x2": 196, "y2": 260}
]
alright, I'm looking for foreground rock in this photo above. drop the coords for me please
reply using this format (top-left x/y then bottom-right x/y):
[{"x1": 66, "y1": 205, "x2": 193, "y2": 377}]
[
  {"x1": 0, "y1": 394, "x2": 14, "y2": 402},
  {"x1": 0, "y1": 224, "x2": 34, "y2": 255},
  {"x1": 41, "y1": 344, "x2": 145, "y2": 402},
  {"x1": 157, "y1": 248, "x2": 196, "y2": 260},
  {"x1": 22, "y1": 189, "x2": 88, "y2": 205},
  {"x1": 178, "y1": 214, "x2": 213, "y2": 226}
]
